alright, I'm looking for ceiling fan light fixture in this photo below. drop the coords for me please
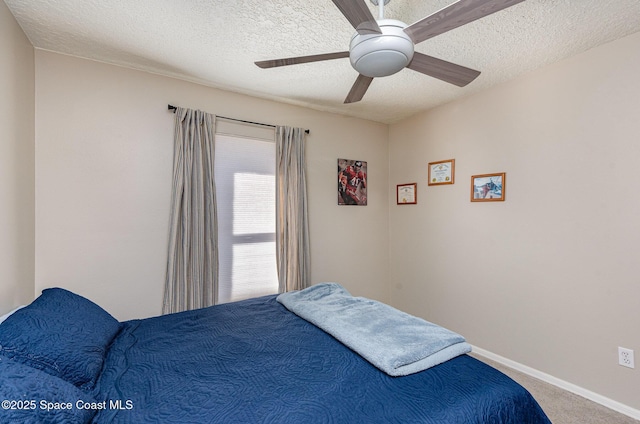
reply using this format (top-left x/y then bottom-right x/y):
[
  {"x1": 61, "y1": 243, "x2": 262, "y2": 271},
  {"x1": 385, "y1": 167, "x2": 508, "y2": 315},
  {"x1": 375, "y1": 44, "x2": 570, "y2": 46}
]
[
  {"x1": 349, "y1": 19, "x2": 414, "y2": 78},
  {"x1": 257, "y1": 0, "x2": 524, "y2": 103}
]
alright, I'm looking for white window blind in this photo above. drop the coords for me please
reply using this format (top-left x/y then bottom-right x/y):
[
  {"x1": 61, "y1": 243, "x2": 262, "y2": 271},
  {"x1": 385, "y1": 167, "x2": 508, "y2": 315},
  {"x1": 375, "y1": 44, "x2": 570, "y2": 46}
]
[{"x1": 214, "y1": 133, "x2": 278, "y2": 304}]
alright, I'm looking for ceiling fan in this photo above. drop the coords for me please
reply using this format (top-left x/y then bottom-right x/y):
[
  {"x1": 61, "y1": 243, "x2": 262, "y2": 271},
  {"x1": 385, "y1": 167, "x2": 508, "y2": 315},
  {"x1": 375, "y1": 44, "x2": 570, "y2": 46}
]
[{"x1": 255, "y1": 0, "x2": 525, "y2": 103}]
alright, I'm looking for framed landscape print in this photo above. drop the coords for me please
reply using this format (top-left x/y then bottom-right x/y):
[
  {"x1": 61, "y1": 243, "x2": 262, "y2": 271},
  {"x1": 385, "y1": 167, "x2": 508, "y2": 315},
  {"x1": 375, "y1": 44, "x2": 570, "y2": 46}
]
[
  {"x1": 471, "y1": 173, "x2": 506, "y2": 202},
  {"x1": 338, "y1": 159, "x2": 367, "y2": 205},
  {"x1": 428, "y1": 159, "x2": 455, "y2": 185}
]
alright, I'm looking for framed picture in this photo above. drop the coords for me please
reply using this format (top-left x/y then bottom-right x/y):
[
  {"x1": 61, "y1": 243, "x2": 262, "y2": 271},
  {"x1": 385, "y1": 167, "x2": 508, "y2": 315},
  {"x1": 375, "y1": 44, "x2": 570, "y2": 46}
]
[
  {"x1": 471, "y1": 173, "x2": 506, "y2": 202},
  {"x1": 428, "y1": 159, "x2": 455, "y2": 185},
  {"x1": 397, "y1": 183, "x2": 417, "y2": 205},
  {"x1": 338, "y1": 159, "x2": 367, "y2": 205}
]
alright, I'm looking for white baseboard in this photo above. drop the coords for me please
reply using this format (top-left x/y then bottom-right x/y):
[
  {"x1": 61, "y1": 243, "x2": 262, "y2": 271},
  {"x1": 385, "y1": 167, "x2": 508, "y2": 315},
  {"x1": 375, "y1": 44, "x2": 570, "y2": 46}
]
[{"x1": 470, "y1": 345, "x2": 640, "y2": 421}]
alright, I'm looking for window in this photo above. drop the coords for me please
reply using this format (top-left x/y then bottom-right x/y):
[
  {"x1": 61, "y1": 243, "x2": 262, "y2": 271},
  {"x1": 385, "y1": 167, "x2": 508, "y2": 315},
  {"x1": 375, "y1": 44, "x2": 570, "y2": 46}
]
[{"x1": 214, "y1": 133, "x2": 278, "y2": 303}]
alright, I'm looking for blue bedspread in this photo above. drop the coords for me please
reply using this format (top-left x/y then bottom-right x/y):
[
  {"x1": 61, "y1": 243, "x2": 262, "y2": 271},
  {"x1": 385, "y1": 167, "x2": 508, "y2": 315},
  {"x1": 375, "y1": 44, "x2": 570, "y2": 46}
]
[{"x1": 92, "y1": 295, "x2": 551, "y2": 424}]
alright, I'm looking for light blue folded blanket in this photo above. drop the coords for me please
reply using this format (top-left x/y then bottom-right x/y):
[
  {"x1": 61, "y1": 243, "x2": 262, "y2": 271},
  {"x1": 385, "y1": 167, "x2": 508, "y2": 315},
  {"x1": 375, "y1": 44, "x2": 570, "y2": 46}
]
[{"x1": 277, "y1": 283, "x2": 471, "y2": 376}]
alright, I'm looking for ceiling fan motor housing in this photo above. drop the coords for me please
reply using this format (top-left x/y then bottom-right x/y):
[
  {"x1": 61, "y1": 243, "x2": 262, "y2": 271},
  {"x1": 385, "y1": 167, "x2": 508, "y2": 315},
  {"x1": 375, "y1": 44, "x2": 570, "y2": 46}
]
[{"x1": 349, "y1": 19, "x2": 414, "y2": 78}]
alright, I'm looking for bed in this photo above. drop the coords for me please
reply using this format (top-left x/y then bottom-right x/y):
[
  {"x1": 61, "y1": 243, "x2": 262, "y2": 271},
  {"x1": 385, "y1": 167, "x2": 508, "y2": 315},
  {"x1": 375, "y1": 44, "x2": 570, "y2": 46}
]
[{"x1": 0, "y1": 285, "x2": 551, "y2": 424}]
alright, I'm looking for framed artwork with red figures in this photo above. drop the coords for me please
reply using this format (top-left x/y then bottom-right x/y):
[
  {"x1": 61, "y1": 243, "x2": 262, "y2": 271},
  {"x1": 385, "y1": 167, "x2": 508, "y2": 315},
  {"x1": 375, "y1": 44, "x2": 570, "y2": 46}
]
[{"x1": 338, "y1": 159, "x2": 367, "y2": 206}]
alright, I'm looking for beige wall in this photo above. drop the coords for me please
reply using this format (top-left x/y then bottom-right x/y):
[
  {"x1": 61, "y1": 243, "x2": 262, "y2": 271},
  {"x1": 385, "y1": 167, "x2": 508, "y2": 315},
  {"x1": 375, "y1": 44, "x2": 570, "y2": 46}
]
[
  {"x1": 388, "y1": 31, "x2": 640, "y2": 410},
  {"x1": 34, "y1": 51, "x2": 389, "y2": 320},
  {"x1": 0, "y1": 2, "x2": 35, "y2": 314}
]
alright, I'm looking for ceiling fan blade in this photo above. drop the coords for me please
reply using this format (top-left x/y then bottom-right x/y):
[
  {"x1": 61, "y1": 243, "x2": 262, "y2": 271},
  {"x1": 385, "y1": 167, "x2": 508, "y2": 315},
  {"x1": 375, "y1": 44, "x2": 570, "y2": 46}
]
[
  {"x1": 404, "y1": 0, "x2": 526, "y2": 45},
  {"x1": 407, "y1": 52, "x2": 480, "y2": 87},
  {"x1": 332, "y1": 0, "x2": 382, "y2": 35},
  {"x1": 255, "y1": 51, "x2": 350, "y2": 69},
  {"x1": 344, "y1": 74, "x2": 374, "y2": 104}
]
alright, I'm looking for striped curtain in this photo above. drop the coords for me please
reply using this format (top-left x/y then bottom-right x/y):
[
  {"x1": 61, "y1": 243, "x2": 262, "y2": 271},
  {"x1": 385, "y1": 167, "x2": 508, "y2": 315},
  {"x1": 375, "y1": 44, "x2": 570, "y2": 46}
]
[
  {"x1": 275, "y1": 126, "x2": 311, "y2": 293},
  {"x1": 163, "y1": 107, "x2": 218, "y2": 314}
]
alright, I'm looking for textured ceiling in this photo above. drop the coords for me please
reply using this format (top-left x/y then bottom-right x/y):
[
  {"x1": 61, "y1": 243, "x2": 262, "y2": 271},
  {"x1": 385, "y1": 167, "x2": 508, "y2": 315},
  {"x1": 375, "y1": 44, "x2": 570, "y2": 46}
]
[{"x1": 5, "y1": 0, "x2": 640, "y2": 123}]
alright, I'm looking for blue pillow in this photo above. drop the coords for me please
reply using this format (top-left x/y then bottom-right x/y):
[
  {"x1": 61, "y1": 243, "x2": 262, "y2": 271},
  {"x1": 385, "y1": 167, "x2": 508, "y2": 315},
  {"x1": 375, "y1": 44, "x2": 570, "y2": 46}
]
[
  {"x1": 0, "y1": 356, "x2": 97, "y2": 424},
  {"x1": 0, "y1": 288, "x2": 121, "y2": 389}
]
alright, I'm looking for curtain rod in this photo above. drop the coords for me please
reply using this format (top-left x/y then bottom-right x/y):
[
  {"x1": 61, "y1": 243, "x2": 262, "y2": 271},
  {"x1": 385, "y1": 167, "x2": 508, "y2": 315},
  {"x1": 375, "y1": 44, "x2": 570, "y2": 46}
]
[{"x1": 167, "y1": 104, "x2": 309, "y2": 134}]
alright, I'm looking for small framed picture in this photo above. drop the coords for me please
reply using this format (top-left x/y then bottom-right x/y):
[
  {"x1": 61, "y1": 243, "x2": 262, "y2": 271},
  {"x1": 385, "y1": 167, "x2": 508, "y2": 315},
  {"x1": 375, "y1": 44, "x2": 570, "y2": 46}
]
[
  {"x1": 471, "y1": 173, "x2": 506, "y2": 202},
  {"x1": 428, "y1": 159, "x2": 455, "y2": 185},
  {"x1": 338, "y1": 159, "x2": 367, "y2": 205},
  {"x1": 397, "y1": 183, "x2": 417, "y2": 205}
]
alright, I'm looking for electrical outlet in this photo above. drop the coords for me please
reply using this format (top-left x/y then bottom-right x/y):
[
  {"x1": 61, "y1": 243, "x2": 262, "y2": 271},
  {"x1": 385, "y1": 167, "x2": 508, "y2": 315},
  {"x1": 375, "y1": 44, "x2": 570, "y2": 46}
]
[{"x1": 618, "y1": 347, "x2": 635, "y2": 369}]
